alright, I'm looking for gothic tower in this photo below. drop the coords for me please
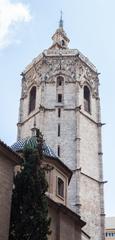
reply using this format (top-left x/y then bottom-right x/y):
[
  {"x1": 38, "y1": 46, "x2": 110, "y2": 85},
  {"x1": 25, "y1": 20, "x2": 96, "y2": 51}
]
[{"x1": 17, "y1": 16, "x2": 105, "y2": 240}]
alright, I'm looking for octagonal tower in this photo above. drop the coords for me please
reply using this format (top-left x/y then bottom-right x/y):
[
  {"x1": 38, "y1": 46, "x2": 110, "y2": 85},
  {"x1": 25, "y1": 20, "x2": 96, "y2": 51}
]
[{"x1": 17, "y1": 17, "x2": 105, "y2": 240}]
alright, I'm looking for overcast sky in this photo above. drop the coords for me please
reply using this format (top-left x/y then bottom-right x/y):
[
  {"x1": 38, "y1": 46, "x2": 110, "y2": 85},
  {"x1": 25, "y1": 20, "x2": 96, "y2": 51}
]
[{"x1": 0, "y1": 0, "x2": 115, "y2": 217}]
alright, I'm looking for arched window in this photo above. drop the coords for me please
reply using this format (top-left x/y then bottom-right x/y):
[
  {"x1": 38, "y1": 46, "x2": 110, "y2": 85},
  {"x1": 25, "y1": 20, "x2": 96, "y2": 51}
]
[
  {"x1": 61, "y1": 40, "x2": 65, "y2": 46},
  {"x1": 57, "y1": 76, "x2": 64, "y2": 86},
  {"x1": 84, "y1": 86, "x2": 91, "y2": 113},
  {"x1": 28, "y1": 86, "x2": 36, "y2": 114}
]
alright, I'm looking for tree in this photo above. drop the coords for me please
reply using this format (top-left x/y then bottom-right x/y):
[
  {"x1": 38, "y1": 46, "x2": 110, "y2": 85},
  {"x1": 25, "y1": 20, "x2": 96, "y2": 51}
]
[{"x1": 9, "y1": 130, "x2": 51, "y2": 240}]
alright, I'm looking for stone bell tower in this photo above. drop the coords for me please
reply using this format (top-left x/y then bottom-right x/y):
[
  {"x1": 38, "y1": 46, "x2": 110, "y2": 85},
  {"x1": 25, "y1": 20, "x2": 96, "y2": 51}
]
[{"x1": 17, "y1": 15, "x2": 105, "y2": 240}]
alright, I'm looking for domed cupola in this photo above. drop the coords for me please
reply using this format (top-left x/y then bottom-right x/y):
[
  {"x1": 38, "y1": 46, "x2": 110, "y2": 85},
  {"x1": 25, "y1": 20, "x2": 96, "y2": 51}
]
[
  {"x1": 11, "y1": 126, "x2": 59, "y2": 159},
  {"x1": 11, "y1": 126, "x2": 72, "y2": 206},
  {"x1": 11, "y1": 135, "x2": 59, "y2": 159}
]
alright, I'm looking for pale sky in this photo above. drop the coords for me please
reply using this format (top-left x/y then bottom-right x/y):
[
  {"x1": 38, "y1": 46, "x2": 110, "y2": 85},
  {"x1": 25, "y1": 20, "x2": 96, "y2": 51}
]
[{"x1": 0, "y1": 0, "x2": 115, "y2": 217}]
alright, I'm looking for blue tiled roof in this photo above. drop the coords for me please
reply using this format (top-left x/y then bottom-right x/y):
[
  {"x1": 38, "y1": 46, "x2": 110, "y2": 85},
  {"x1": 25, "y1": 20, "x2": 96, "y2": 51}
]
[{"x1": 11, "y1": 136, "x2": 58, "y2": 159}]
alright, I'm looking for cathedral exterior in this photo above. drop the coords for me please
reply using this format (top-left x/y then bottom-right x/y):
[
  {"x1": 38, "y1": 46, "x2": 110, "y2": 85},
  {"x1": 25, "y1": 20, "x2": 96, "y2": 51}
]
[{"x1": 17, "y1": 16, "x2": 105, "y2": 240}]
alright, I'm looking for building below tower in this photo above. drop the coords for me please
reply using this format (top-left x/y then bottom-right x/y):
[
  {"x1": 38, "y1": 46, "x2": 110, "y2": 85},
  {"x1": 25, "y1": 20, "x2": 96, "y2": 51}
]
[{"x1": 0, "y1": 136, "x2": 88, "y2": 240}]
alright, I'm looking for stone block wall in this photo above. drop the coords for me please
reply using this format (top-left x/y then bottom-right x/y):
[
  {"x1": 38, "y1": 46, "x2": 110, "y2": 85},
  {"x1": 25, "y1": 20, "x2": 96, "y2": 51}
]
[
  {"x1": 48, "y1": 199, "x2": 83, "y2": 240},
  {"x1": 0, "y1": 152, "x2": 14, "y2": 240},
  {"x1": 80, "y1": 174, "x2": 102, "y2": 240}
]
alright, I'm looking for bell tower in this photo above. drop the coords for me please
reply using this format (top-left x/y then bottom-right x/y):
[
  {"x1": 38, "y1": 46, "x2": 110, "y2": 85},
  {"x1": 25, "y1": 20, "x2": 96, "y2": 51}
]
[{"x1": 17, "y1": 16, "x2": 105, "y2": 240}]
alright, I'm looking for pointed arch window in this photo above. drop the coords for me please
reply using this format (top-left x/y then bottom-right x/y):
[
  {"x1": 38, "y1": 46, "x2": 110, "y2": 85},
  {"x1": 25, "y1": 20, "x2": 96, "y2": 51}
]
[
  {"x1": 57, "y1": 76, "x2": 64, "y2": 86},
  {"x1": 28, "y1": 86, "x2": 36, "y2": 114},
  {"x1": 84, "y1": 86, "x2": 91, "y2": 113}
]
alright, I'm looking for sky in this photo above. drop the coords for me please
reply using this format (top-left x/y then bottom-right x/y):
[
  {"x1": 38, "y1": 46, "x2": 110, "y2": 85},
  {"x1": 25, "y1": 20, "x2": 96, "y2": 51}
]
[{"x1": 0, "y1": 0, "x2": 115, "y2": 217}]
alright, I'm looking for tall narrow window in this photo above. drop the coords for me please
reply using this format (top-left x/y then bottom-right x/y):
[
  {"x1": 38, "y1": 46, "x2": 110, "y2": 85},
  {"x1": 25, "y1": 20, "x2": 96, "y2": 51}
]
[
  {"x1": 84, "y1": 86, "x2": 90, "y2": 113},
  {"x1": 58, "y1": 145, "x2": 60, "y2": 157},
  {"x1": 29, "y1": 86, "x2": 36, "y2": 114},
  {"x1": 58, "y1": 124, "x2": 60, "y2": 137},
  {"x1": 57, "y1": 177, "x2": 64, "y2": 198},
  {"x1": 58, "y1": 108, "x2": 61, "y2": 117},
  {"x1": 58, "y1": 94, "x2": 62, "y2": 103},
  {"x1": 57, "y1": 76, "x2": 64, "y2": 86}
]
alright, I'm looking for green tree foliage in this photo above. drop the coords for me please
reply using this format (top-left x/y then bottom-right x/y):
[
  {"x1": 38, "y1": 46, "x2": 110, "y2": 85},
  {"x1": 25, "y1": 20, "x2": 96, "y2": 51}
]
[{"x1": 9, "y1": 130, "x2": 51, "y2": 240}]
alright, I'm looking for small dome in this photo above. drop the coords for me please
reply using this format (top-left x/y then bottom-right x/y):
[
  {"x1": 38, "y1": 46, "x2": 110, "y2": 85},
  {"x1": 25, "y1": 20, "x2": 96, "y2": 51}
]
[{"x1": 11, "y1": 136, "x2": 58, "y2": 159}]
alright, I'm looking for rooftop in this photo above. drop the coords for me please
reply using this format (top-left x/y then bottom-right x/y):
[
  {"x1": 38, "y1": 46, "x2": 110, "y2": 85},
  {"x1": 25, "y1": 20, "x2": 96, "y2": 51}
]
[
  {"x1": 11, "y1": 136, "x2": 58, "y2": 159},
  {"x1": 106, "y1": 217, "x2": 115, "y2": 229},
  {"x1": 11, "y1": 135, "x2": 72, "y2": 180},
  {"x1": 0, "y1": 139, "x2": 21, "y2": 164}
]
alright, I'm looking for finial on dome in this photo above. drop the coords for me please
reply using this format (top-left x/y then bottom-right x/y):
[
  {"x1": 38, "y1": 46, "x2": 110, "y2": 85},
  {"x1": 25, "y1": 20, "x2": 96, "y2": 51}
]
[{"x1": 59, "y1": 10, "x2": 63, "y2": 28}]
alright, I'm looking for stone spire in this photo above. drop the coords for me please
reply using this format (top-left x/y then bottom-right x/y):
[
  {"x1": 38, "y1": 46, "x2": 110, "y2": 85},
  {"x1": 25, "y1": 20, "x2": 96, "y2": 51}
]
[{"x1": 59, "y1": 10, "x2": 63, "y2": 28}]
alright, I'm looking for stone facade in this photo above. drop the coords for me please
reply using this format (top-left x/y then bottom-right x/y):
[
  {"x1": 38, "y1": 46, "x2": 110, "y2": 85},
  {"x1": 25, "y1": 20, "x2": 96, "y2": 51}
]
[
  {"x1": 0, "y1": 140, "x2": 20, "y2": 240},
  {"x1": 48, "y1": 197, "x2": 85, "y2": 240},
  {"x1": 17, "y1": 22, "x2": 105, "y2": 240}
]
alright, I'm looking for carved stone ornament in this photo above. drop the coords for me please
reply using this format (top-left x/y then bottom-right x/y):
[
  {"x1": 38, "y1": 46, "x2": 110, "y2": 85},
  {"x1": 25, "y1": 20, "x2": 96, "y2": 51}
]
[
  {"x1": 76, "y1": 61, "x2": 99, "y2": 98},
  {"x1": 43, "y1": 57, "x2": 77, "y2": 82},
  {"x1": 21, "y1": 55, "x2": 98, "y2": 99},
  {"x1": 21, "y1": 73, "x2": 38, "y2": 98},
  {"x1": 21, "y1": 62, "x2": 44, "y2": 98},
  {"x1": 21, "y1": 77, "x2": 28, "y2": 98}
]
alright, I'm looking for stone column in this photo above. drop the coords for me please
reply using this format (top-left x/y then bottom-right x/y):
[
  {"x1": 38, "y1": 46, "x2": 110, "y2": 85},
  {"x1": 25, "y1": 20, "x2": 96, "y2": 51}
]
[{"x1": 75, "y1": 81, "x2": 81, "y2": 215}]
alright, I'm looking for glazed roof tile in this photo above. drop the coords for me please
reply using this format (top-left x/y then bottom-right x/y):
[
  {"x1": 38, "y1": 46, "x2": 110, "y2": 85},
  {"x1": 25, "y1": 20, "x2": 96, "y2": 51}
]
[{"x1": 11, "y1": 136, "x2": 58, "y2": 159}]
